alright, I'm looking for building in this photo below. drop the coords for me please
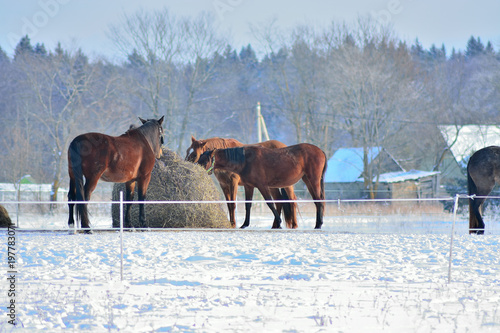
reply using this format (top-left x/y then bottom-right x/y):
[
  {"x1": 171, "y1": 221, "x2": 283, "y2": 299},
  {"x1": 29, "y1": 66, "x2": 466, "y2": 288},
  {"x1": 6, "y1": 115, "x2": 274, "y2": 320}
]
[{"x1": 324, "y1": 147, "x2": 440, "y2": 200}]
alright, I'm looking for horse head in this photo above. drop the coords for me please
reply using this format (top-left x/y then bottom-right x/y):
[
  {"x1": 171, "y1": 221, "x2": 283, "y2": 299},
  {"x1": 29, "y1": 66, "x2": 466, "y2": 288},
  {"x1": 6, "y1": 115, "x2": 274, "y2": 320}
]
[
  {"x1": 185, "y1": 135, "x2": 208, "y2": 163},
  {"x1": 139, "y1": 116, "x2": 165, "y2": 159},
  {"x1": 197, "y1": 149, "x2": 217, "y2": 175}
]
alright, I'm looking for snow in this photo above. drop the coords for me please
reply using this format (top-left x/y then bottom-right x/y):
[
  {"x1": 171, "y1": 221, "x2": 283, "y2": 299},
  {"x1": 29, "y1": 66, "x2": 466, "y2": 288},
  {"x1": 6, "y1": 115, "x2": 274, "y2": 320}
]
[
  {"x1": 2, "y1": 212, "x2": 500, "y2": 332},
  {"x1": 361, "y1": 170, "x2": 441, "y2": 183}
]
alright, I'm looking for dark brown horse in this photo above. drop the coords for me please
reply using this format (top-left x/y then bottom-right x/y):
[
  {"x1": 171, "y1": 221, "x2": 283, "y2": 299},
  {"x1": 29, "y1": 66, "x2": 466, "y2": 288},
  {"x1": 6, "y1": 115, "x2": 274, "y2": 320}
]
[
  {"x1": 467, "y1": 146, "x2": 500, "y2": 234},
  {"x1": 185, "y1": 136, "x2": 298, "y2": 229},
  {"x1": 198, "y1": 143, "x2": 327, "y2": 229},
  {"x1": 68, "y1": 116, "x2": 164, "y2": 233}
]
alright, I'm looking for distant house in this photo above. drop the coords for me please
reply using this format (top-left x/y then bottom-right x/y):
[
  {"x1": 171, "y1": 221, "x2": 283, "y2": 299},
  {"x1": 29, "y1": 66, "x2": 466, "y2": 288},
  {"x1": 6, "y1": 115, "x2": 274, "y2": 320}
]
[
  {"x1": 324, "y1": 147, "x2": 440, "y2": 200},
  {"x1": 438, "y1": 125, "x2": 500, "y2": 186},
  {"x1": 361, "y1": 170, "x2": 440, "y2": 200},
  {"x1": 439, "y1": 125, "x2": 500, "y2": 167},
  {"x1": 324, "y1": 147, "x2": 402, "y2": 199}
]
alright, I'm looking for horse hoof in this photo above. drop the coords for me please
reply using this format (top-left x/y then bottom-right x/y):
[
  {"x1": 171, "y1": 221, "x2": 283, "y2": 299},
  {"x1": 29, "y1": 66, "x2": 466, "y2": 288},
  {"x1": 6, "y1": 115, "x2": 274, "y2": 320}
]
[
  {"x1": 83, "y1": 229, "x2": 93, "y2": 235},
  {"x1": 240, "y1": 225, "x2": 248, "y2": 229}
]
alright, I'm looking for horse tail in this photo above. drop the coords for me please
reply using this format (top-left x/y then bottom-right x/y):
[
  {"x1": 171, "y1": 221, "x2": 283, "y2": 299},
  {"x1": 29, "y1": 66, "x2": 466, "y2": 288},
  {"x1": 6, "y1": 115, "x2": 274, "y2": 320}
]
[
  {"x1": 280, "y1": 188, "x2": 298, "y2": 229},
  {"x1": 69, "y1": 140, "x2": 89, "y2": 225},
  {"x1": 321, "y1": 151, "x2": 327, "y2": 200}
]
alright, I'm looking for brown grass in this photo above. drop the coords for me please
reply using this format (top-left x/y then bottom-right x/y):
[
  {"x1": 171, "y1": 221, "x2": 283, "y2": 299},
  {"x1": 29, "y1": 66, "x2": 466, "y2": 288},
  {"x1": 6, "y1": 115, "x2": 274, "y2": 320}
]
[{"x1": 297, "y1": 201, "x2": 447, "y2": 217}]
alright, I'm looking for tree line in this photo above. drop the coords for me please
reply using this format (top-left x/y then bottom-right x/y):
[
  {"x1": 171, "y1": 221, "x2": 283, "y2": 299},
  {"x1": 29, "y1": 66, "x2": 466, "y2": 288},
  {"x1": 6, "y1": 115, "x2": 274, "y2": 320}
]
[{"x1": 1, "y1": 10, "x2": 499, "y2": 201}]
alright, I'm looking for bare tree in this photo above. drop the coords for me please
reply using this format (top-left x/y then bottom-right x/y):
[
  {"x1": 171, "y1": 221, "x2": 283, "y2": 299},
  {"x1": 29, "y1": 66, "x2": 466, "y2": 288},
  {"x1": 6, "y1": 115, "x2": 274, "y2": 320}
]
[
  {"x1": 16, "y1": 47, "x2": 118, "y2": 202},
  {"x1": 109, "y1": 8, "x2": 227, "y2": 153},
  {"x1": 325, "y1": 18, "x2": 421, "y2": 198}
]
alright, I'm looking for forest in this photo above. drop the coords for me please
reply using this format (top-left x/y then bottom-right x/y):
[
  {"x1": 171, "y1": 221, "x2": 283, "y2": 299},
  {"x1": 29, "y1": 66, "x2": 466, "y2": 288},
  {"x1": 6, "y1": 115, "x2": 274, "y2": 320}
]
[{"x1": 0, "y1": 9, "x2": 499, "y2": 201}]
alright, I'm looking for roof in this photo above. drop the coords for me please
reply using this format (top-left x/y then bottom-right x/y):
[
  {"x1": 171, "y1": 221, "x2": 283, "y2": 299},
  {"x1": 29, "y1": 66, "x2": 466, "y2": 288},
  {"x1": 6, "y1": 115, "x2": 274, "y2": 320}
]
[
  {"x1": 0, "y1": 183, "x2": 68, "y2": 193},
  {"x1": 325, "y1": 147, "x2": 381, "y2": 183},
  {"x1": 357, "y1": 170, "x2": 440, "y2": 184},
  {"x1": 439, "y1": 125, "x2": 500, "y2": 165}
]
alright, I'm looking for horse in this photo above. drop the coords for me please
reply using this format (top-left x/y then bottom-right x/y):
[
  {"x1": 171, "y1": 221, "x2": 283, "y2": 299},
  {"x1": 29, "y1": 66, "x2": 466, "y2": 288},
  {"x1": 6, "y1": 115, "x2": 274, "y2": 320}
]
[
  {"x1": 185, "y1": 136, "x2": 298, "y2": 229},
  {"x1": 198, "y1": 143, "x2": 327, "y2": 229},
  {"x1": 67, "y1": 116, "x2": 164, "y2": 233},
  {"x1": 467, "y1": 146, "x2": 500, "y2": 235}
]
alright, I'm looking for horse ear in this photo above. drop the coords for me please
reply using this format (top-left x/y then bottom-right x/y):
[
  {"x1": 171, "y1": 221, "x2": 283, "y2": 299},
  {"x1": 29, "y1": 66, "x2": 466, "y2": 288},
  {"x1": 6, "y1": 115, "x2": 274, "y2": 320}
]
[
  {"x1": 139, "y1": 117, "x2": 147, "y2": 124},
  {"x1": 191, "y1": 135, "x2": 197, "y2": 143},
  {"x1": 210, "y1": 149, "x2": 217, "y2": 158},
  {"x1": 200, "y1": 141, "x2": 207, "y2": 148},
  {"x1": 158, "y1": 116, "x2": 164, "y2": 125}
]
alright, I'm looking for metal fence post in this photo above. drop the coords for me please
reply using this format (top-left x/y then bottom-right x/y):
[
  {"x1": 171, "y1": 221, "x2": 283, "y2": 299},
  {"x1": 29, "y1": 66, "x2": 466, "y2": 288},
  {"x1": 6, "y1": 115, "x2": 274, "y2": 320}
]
[
  {"x1": 120, "y1": 191, "x2": 124, "y2": 281},
  {"x1": 448, "y1": 194, "x2": 460, "y2": 284}
]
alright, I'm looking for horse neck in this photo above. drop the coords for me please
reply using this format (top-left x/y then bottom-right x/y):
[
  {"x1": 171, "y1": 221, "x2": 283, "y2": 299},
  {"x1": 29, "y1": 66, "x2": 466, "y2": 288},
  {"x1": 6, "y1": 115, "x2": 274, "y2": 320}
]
[
  {"x1": 135, "y1": 124, "x2": 159, "y2": 156},
  {"x1": 215, "y1": 148, "x2": 245, "y2": 173}
]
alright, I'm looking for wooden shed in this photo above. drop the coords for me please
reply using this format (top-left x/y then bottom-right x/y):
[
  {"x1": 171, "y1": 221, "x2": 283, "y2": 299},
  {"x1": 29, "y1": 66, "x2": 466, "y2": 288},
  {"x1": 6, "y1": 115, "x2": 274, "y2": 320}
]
[{"x1": 365, "y1": 170, "x2": 441, "y2": 200}]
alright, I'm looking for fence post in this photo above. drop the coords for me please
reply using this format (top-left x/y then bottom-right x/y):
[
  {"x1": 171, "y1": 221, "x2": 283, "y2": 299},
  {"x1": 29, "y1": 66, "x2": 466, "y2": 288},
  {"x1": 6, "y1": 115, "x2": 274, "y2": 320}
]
[
  {"x1": 447, "y1": 194, "x2": 460, "y2": 284},
  {"x1": 120, "y1": 191, "x2": 124, "y2": 281}
]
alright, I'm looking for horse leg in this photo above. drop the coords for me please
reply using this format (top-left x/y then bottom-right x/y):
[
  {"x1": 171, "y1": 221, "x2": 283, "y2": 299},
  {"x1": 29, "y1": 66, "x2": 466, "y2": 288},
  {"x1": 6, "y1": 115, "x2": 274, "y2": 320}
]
[
  {"x1": 270, "y1": 188, "x2": 283, "y2": 229},
  {"x1": 468, "y1": 170, "x2": 493, "y2": 235},
  {"x1": 469, "y1": 196, "x2": 486, "y2": 235},
  {"x1": 67, "y1": 176, "x2": 76, "y2": 230},
  {"x1": 258, "y1": 187, "x2": 282, "y2": 229},
  {"x1": 303, "y1": 177, "x2": 324, "y2": 230},
  {"x1": 240, "y1": 186, "x2": 255, "y2": 229},
  {"x1": 219, "y1": 178, "x2": 237, "y2": 228},
  {"x1": 279, "y1": 186, "x2": 298, "y2": 229},
  {"x1": 124, "y1": 181, "x2": 136, "y2": 230},
  {"x1": 228, "y1": 179, "x2": 239, "y2": 228},
  {"x1": 137, "y1": 176, "x2": 152, "y2": 229},
  {"x1": 80, "y1": 176, "x2": 99, "y2": 234}
]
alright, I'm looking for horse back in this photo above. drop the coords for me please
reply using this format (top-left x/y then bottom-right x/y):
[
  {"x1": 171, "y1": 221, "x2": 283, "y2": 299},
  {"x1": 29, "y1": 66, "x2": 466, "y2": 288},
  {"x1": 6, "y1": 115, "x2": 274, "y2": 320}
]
[
  {"x1": 205, "y1": 137, "x2": 244, "y2": 149},
  {"x1": 252, "y1": 140, "x2": 287, "y2": 149},
  {"x1": 72, "y1": 131, "x2": 155, "y2": 183},
  {"x1": 241, "y1": 143, "x2": 325, "y2": 187},
  {"x1": 468, "y1": 146, "x2": 500, "y2": 186}
]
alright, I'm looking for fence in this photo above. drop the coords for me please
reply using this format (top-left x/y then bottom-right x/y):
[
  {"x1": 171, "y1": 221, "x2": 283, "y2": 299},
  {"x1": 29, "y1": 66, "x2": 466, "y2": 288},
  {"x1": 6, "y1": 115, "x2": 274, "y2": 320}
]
[{"x1": 1, "y1": 193, "x2": 498, "y2": 284}]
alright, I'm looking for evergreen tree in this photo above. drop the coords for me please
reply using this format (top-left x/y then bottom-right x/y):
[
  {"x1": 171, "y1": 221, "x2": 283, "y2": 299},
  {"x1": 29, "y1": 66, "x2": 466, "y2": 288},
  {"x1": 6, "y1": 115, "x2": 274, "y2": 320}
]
[
  {"x1": 410, "y1": 38, "x2": 425, "y2": 62},
  {"x1": 222, "y1": 45, "x2": 238, "y2": 63},
  {"x1": 14, "y1": 35, "x2": 34, "y2": 60},
  {"x1": 465, "y1": 36, "x2": 485, "y2": 58},
  {"x1": 239, "y1": 44, "x2": 257, "y2": 65},
  {"x1": 34, "y1": 43, "x2": 47, "y2": 57},
  {"x1": 127, "y1": 48, "x2": 146, "y2": 68},
  {"x1": 485, "y1": 41, "x2": 494, "y2": 55},
  {"x1": 0, "y1": 46, "x2": 9, "y2": 64}
]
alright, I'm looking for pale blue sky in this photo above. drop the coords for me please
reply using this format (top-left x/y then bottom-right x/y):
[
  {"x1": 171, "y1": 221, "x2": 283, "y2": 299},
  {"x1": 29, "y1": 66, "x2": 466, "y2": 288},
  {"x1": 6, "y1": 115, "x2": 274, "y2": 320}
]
[{"x1": 1, "y1": 0, "x2": 499, "y2": 60}]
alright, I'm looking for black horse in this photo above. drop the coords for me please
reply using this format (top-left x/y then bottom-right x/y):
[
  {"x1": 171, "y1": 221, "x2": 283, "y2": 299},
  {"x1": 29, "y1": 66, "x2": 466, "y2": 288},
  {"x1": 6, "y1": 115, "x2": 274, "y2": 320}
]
[{"x1": 467, "y1": 146, "x2": 500, "y2": 234}]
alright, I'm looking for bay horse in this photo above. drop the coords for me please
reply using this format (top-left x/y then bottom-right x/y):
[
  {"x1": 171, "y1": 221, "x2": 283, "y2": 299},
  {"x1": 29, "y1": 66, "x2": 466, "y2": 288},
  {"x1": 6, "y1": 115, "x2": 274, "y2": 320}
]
[
  {"x1": 185, "y1": 136, "x2": 298, "y2": 229},
  {"x1": 467, "y1": 146, "x2": 500, "y2": 234},
  {"x1": 67, "y1": 116, "x2": 164, "y2": 233},
  {"x1": 198, "y1": 143, "x2": 327, "y2": 229}
]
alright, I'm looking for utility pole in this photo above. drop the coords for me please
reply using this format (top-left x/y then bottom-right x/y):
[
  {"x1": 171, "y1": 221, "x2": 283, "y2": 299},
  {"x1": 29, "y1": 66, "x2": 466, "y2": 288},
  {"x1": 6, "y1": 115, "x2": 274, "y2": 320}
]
[{"x1": 256, "y1": 102, "x2": 270, "y2": 142}]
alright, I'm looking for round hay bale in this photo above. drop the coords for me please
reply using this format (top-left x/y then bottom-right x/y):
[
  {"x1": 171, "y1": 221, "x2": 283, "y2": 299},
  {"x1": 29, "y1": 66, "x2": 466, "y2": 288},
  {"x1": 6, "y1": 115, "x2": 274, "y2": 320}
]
[
  {"x1": 0, "y1": 205, "x2": 13, "y2": 228},
  {"x1": 112, "y1": 148, "x2": 230, "y2": 228}
]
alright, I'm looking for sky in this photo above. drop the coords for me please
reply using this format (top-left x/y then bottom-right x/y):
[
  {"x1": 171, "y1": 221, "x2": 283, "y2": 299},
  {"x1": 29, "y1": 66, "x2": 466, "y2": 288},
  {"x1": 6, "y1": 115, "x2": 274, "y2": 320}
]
[{"x1": 0, "y1": 0, "x2": 499, "y2": 61}]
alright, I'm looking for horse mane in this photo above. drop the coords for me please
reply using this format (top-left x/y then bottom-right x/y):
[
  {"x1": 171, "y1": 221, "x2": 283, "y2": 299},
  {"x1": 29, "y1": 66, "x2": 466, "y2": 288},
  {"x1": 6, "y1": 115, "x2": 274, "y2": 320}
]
[
  {"x1": 133, "y1": 120, "x2": 161, "y2": 155},
  {"x1": 223, "y1": 147, "x2": 245, "y2": 164}
]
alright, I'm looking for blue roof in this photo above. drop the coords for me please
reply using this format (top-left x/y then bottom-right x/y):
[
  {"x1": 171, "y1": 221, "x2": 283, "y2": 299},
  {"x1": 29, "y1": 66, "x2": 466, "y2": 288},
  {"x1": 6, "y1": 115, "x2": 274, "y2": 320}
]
[{"x1": 325, "y1": 147, "x2": 381, "y2": 183}]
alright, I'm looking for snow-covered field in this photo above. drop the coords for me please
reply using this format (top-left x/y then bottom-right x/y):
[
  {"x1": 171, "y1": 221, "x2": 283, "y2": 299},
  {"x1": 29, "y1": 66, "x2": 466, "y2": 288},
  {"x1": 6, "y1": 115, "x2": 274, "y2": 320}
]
[{"x1": 2, "y1": 207, "x2": 500, "y2": 332}]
